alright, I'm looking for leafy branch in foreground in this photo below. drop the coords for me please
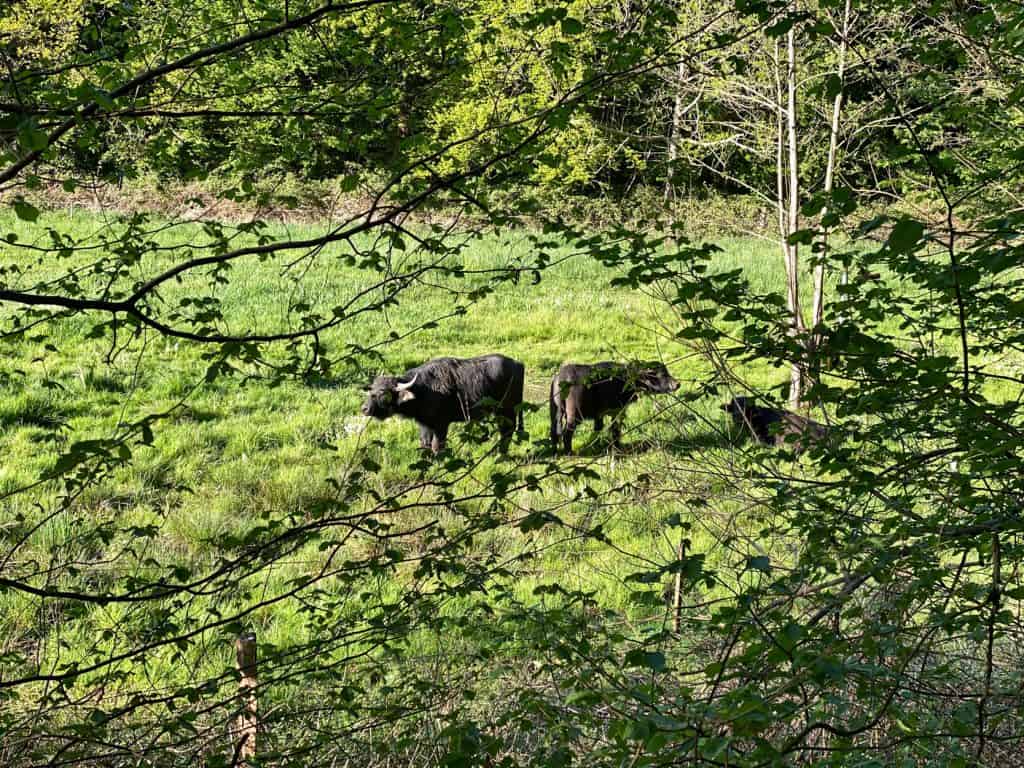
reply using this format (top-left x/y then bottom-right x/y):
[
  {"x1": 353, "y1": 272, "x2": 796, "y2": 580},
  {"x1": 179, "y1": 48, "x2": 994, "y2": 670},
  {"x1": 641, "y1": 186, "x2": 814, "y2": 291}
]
[{"x1": 3, "y1": 0, "x2": 1024, "y2": 765}]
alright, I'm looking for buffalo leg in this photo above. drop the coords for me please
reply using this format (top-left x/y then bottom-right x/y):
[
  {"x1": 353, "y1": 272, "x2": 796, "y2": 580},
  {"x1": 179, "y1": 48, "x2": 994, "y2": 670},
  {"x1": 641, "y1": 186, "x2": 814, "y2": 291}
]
[
  {"x1": 498, "y1": 408, "x2": 516, "y2": 453},
  {"x1": 549, "y1": 396, "x2": 562, "y2": 450},
  {"x1": 562, "y1": 418, "x2": 576, "y2": 455},
  {"x1": 610, "y1": 411, "x2": 625, "y2": 447},
  {"x1": 418, "y1": 424, "x2": 435, "y2": 452},
  {"x1": 431, "y1": 424, "x2": 449, "y2": 455}
]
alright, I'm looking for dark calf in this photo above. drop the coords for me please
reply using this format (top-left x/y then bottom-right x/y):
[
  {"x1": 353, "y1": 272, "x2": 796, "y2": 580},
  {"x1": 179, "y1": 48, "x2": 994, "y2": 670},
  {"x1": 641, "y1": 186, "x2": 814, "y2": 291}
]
[
  {"x1": 721, "y1": 396, "x2": 829, "y2": 454},
  {"x1": 362, "y1": 354, "x2": 525, "y2": 455},
  {"x1": 549, "y1": 361, "x2": 679, "y2": 454}
]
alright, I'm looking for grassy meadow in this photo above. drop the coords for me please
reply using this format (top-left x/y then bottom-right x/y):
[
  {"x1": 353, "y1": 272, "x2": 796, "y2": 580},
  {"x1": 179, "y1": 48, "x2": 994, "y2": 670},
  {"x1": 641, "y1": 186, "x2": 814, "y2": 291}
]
[{"x1": 0, "y1": 204, "x2": 962, "y2": 739}]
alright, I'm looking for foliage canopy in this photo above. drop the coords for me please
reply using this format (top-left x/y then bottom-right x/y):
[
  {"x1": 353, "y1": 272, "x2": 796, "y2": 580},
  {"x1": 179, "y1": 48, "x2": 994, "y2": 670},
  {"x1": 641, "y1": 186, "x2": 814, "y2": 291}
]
[{"x1": 2, "y1": 0, "x2": 1024, "y2": 765}]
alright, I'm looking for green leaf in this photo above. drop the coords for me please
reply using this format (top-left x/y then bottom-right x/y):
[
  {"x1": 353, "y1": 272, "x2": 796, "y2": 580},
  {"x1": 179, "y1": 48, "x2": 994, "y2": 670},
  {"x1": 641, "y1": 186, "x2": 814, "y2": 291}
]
[
  {"x1": 12, "y1": 198, "x2": 39, "y2": 222},
  {"x1": 747, "y1": 555, "x2": 771, "y2": 573},
  {"x1": 765, "y1": 15, "x2": 797, "y2": 37},
  {"x1": 624, "y1": 649, "x2": 667, "y2": 672},
  {"x1": 560, "y1": 17, "x2": 584, "y2": 35},
  {"x1": 825, "y1": 73, "x2": 843, "y2": 101},
  {"x1": 17, "y1": 126, "x2": 48, "y2": 152},
  {"x1": 787, "y1": 228, "x2": 816, "y2": 245},
  {"x1": 887, "y1": 218, "x2": 924, "y2": 255},
  {"x1": 519, "y1": 511, "x2": 559, "y2": 532}
]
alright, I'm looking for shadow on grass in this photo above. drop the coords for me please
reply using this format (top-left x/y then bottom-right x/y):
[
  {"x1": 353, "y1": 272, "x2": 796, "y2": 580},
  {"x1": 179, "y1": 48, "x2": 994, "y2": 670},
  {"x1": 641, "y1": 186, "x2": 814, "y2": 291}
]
[
  {"x1": 0, "y1": 396, "x2": 73, "y2": 431},
  {"x1": 656, "y1": 428, "x2": 740, "y2": 455},
  {"x1": 304, "y1": 374, "x2": 351, "y2": 391},
  {"x1": 172, "y1": 405, "x2": 220, "y2": 424},
  {"x1": 81, "y1": 369, "x2": 130, "y2": 394},
  {"x1": 517, "y1": 426, "x2": 736, "y2": 463}
]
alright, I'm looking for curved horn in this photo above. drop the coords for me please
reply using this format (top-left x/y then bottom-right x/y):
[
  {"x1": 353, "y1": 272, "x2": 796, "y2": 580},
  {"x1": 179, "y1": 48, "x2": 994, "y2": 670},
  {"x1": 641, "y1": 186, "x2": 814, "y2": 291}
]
[{"x1": 396, "y1": 373, "x2": 418, "y2": 391}]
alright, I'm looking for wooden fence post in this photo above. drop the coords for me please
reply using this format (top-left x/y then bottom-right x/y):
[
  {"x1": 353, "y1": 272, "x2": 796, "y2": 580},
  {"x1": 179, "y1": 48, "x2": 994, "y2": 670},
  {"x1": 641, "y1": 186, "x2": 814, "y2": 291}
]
[
  {"x1": 673, "y1": 537, "x2": 686, "y2": 634},
  {"x1": 234, "y1": 632, "x2": 258, "y2": 767}
]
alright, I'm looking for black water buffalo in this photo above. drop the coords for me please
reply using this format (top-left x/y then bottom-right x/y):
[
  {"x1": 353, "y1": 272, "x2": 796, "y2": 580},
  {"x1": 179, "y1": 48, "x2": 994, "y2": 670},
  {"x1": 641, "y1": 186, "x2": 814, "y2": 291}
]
[
  {"x1": 549, "y1": 361, "x2": 679, "y2": 454},
  {"x1": 721, "y1": 396, "x2": 829, "y2": 454},
  {"x1": 362, "y1": 354, "x2": 525, "y2": 455}
]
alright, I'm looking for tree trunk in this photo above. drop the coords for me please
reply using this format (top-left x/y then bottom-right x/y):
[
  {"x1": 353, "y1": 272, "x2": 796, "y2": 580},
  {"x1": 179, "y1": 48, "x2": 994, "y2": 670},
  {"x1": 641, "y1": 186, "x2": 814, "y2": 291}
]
[
  {"x1": 775, "y1": 40, "x2": 787, "y2": 263},
  {"x1": 784, "y1": 21, "x2": 805, "y2": 409},
  {"x1": 665, "y1": 59, "x2": 687, "y2": 203},
  {"x1": 812, "y1": 0, "x2": 852, "y2": 333}
]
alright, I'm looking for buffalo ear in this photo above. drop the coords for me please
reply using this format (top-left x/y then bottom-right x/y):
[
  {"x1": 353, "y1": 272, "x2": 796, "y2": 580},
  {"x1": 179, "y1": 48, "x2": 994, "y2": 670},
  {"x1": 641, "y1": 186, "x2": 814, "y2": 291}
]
[{"x1": 397, "y1": 388, "x2": 416, "y2": 403}]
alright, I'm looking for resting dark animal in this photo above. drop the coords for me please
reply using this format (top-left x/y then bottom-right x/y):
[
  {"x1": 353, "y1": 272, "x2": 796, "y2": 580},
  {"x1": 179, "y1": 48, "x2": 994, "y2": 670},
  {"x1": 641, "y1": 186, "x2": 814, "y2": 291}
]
[
  {"x1": 721, "y1": 396, "x2": 829, "y2": 454},
  {"x1": 362, "y1": 354, "x2": 525, "y2": 455},
  {"x1": 549, "y1": 361, "x2": 679, "y2": 454}
]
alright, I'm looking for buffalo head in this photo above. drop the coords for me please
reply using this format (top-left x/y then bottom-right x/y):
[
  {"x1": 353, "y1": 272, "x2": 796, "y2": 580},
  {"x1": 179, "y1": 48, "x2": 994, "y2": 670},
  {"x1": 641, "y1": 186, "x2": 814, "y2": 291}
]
[
  {"x1": 721, "y1": 396, "x2": 756, "y2": 421},
  {"x1": 635, "y1": 363, "x2": 679, "y2": 394},
  {"x1": 361, "y1": 373, "x2": 418, "y2": 419}
]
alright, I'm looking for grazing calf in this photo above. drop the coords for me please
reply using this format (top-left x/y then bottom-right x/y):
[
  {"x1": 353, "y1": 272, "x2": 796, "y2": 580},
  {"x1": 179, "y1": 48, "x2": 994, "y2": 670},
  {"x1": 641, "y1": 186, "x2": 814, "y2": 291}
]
[
  {"x1": 721, "y1": 396, "x2": 829, "y2": 454},
  {"x1": 362, "y1": 354, "x2": 525, "y2": 455},
  {"x1": 549, "y1": 361, "x2": 679, "y2": 454}
]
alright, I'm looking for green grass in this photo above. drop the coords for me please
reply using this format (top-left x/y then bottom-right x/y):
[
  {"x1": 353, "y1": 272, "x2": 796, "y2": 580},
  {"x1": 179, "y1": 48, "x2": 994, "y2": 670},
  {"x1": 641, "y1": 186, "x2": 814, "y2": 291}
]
[{"x1": 0, "y1": 206, "x2": 978, "y2": 732}]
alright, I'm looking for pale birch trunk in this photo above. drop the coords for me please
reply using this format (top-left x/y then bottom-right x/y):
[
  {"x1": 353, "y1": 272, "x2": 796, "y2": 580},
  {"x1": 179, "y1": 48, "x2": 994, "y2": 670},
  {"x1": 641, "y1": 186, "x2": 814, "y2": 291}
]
[
  {"x1": 811, "y1": 0, "x2": 852, "y2": 333},
  {"x1": 665, "y1": 59, "x2": 687, "y2": 203},
  {"x1": 785, "y1": 21, "x2": 805, "y2": 409},
  {"x1": 774, "y1": 40, "x2": 787, "y2": 262}
]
